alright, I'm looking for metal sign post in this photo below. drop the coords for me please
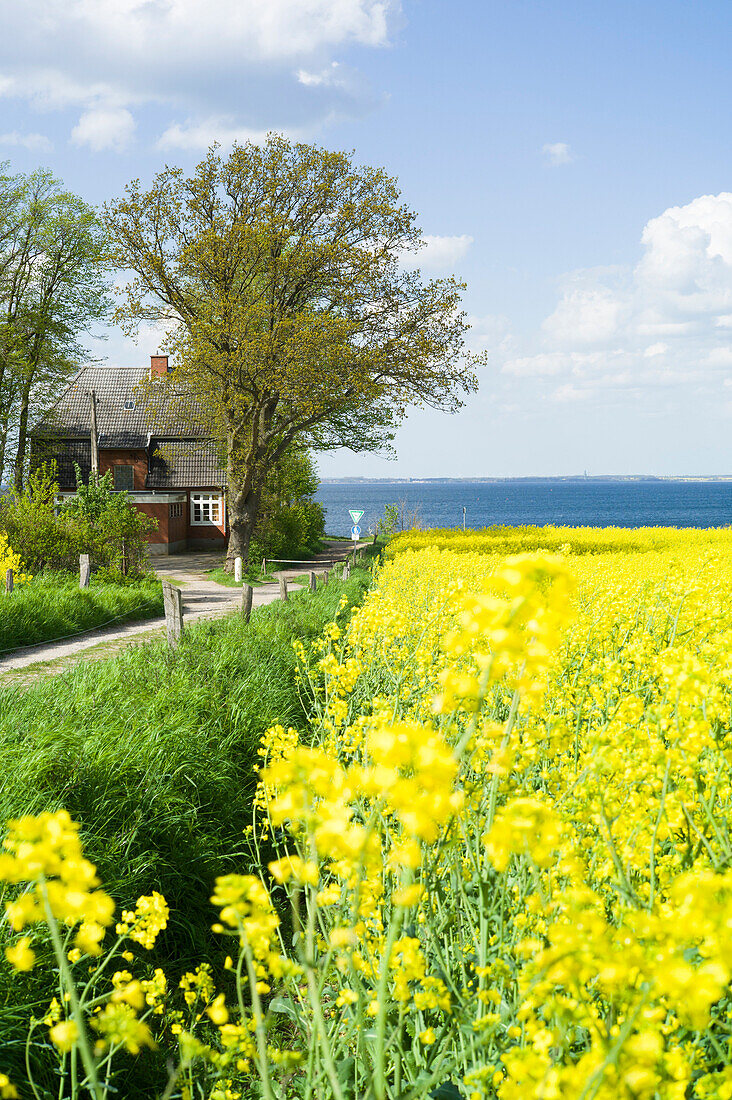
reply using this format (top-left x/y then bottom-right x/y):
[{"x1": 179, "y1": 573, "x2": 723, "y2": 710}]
[{"x1": 349, "y1": 509, "x2": 364, "y2": 545}]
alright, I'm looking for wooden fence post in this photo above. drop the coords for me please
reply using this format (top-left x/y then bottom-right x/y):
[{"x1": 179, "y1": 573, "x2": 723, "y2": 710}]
[
  {"x1": 79, "y1": 554, "x2": 91, "y2": 588},
  {"x1": 5, "y1": 569, "x2": 13, "y2": 594},
  {"x1": 344, "y1": 561, "x2": 351, "y2": 580},
  {"x1": 322, "y1": 570, "x2": 329, "y2": 586},
  {"x1": 162, "y1": 580, "x2": 184, "y2": 647},
  {"x1": 278, "y1": 574, "x2": 288, "y2": 601},
  {"x1": 234, "y1": 556, "x2": 243, "y2": 583},
  {"x1": 309, "y1": 570, "x2": 317, "y2": 593},
  {"x1": 242, "y1": 583, "x2": 253, "y2": 623},
  {"x1": 262, "y1": 558, "x2": 267, "y2": 576}
]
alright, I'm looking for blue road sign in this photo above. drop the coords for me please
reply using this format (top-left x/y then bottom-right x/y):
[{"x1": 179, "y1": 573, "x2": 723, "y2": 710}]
[{"x1": 351, "y1": 525, "x2": 361, "y2": 539}]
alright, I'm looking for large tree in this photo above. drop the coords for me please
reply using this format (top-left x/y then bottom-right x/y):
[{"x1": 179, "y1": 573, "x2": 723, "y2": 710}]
[
  {"x1": 105, "y1": 136, "x2": 479, "y2": 569},
  {"x1": 0, "y1": 164, "x2": 111, "y2": 489}
]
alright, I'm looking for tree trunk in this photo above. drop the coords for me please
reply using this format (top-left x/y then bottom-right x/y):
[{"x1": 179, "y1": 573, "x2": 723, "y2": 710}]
[
  {"x1": 0, "y1": 421, "x2": 7, "y2": 487},
  {"x1": 225, "y1": 488, "x2": 262, "y2": 571},
  {"x1": 224, "y1": 456, "x2": 263, "y2": 572},
  {"x1": 223, "y1": 407, "x2": 279, "y2": 572},
  {"x1": 13, "y1": 380, "x2": 31, "y2": 493}
]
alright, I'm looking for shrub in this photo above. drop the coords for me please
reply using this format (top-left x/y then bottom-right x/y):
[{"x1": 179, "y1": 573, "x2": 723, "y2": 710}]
[
  {"x1": 254, "y1": 446, "x2": 325, "y2": 562},
  {"x1": 0, "y1": 532, "x2": 31, "y2": 587},
  {"x1": 61, "y1": 466, "x2": 157, "y2": 576},
  {"x1": 0, "y1": 464, "x2": 81, "y2": 572},
  {"x1": 1, "y1": 464, "x2": 158, "y2": 577}
]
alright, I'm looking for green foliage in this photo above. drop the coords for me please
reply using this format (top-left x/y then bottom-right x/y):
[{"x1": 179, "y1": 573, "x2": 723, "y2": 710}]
[
  {"x1": 0, "y1": 573, "x2": 163, "y2": 653},
  {"x1": 61, "y1": 466, "x2": 158, "y2": 575},
  {"x1": 0, "y1": 465, "x2": 158, "y2": 576},
  {"x1": 254, "y1": 446, "x2": 326, "y2": 561},
  {"x1": 0, "y1": 163, "x2": 112, "y2": 488},
  {"x1": 0, "y1": 463, "x2": 81, "y2": 571},
  {"x1": 381, "y1": 501, "x2": 399, "y2": 539}
]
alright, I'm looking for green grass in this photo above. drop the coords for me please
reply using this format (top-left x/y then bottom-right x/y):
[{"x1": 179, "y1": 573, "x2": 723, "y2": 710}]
[
  {"x1": 205, "y1": 565, "x2": 242, "y2": 586},
  {"x1": 0, "y1": 564, "x2": 373, "y2": 1093},
  {"x1": 206, "y1": 541, "x2": 334, "y2": 587},
  {"x1": 0, "y1": 574, "x2": 164, "y2": 655}
]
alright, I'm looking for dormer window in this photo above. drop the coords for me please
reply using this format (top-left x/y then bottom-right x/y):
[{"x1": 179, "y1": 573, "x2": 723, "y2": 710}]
[{"x1": 124, "y1": 399, "x2": 135, "y2": 410}]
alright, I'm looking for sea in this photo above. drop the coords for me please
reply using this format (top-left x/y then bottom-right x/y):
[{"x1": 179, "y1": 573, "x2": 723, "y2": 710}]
[{"x1": 315, "y1": 478, "x2": 732, "y2": 538}]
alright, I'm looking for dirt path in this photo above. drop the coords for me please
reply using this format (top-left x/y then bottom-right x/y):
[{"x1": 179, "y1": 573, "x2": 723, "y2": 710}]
[{"x1": 0, "y1": 540, "x2": 360, "y2": 683}]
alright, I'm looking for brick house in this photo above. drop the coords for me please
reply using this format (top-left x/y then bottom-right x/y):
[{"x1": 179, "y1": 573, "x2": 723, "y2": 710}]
[{"x1": 30, "y1": 355, "x2": 227, "y2": 554}]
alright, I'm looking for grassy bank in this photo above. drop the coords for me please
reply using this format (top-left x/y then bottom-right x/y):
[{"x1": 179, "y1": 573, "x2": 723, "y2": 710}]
[
  {"x1": 0, "y1": 574, "x2": 164, "y2": 654},
  {"x1": 0, "y1": 563, "x2": 372, "y2": 1092}
]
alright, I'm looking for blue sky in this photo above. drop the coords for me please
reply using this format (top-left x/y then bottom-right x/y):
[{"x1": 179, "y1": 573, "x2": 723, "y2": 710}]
[{"x1": 2, "y1": 0, "x2": 732, "y2": 476}]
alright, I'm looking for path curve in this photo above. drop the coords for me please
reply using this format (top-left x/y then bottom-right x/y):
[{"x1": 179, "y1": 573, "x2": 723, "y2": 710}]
[{"x1": 0, "y1": 540, "x2": 363, "y2": 678}]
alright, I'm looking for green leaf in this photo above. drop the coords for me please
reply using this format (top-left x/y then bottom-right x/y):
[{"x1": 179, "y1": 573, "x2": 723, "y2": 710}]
[
  {"x1": 337, "y1": 1057, "x2": 355, "y2": 1082},
  {"x1": 268, "y1": 996, "x2": 301, "y2": 1023},
  {"x1": 430, "y1": 1082, "x2": 463, "y2": 1100}
]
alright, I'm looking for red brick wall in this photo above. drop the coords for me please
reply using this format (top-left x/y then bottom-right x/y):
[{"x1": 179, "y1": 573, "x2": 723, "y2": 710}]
[
  {"x1": 99, "y1": 450, "x2": 148, "y2": 489},
  {"x1": 133, "y1": 501, "x2": 169, "y2": 545}
]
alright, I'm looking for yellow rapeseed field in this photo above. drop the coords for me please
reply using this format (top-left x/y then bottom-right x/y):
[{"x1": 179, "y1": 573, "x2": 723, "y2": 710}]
[{"x1": 4, "y1": 525, "x2": 732, "y2": 1099}]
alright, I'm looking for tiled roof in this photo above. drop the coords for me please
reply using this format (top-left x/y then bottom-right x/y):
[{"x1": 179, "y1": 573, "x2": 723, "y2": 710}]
[
  {"x1": 32, "y1": 437, "x2": 91, "y2": 490},
  {"x1": 31, "y1": 365, "x2": 225, "y2": 490},
  {"x1": 147, "y1": 440, "x2": 226, "y2": 489},
  {"x1": 31, "y1": 365, "x2": 208, "y2": 447}
]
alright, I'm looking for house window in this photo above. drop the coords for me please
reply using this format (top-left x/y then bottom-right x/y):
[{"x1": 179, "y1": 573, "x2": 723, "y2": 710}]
[
  {"x1": 190, "y1": 493, "x2": 222, "y2": 526},
  {"x1": 169, "y1": 502, "x2": 183, "y2": 518},
  {"x1": 113, "y1": 465, "x2": 135, "y2": 490}
]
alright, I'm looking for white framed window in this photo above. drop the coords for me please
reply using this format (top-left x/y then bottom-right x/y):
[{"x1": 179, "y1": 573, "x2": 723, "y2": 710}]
[
  {"x1": 190, "y1": 493, "x2": 223, "y2": 526},
  {"x1": 113, "y1": 465, "x2": 134, "y2": 490}
]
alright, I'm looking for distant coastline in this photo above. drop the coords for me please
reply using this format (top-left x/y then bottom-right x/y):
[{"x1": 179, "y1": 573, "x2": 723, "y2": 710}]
[{"x1": 319, "y1": 475, "x2": 732, "y2": 484}]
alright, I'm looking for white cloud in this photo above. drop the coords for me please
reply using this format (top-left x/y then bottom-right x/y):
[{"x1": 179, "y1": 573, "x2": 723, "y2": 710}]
[
  {"x1": 297, "y1": 62, "x2": 347, "y2": 87},
  {"x1": 157, "y1": 119, "x2": 277, "y2": 151},
  {"x1": 402, "y1": 234, "x2": 473, "y2": 273},
  {"x1": 552, "y1": 383, "x2": 585, "y2": 402},
  {"x1": 500, "y1": 192, "x2": 732, "y2": 405},
  {"x1": 0, "y1": 0, "x2": 399, "y2": 149},
  {"x1": 71, "y1": 106, "x2": 135, "y2": 152},
  {"x1": 542, "y1": 283, "x2": 627, "y2": 346},
  {"x1": 503, "y1": 352, "x2": 573, "y2": 377},
  {"x1": 706, "y1": 347, "x2": 732, "y2": 367},
  {"x1": 0, "y1": 129, "x2": 52, "y2": 151},
  {"x1": 466, "y1": 314, "x2": 512, "y2": 356},
  {"x1": 542, "y1": 141, "x2": 574, "y2": 166}
]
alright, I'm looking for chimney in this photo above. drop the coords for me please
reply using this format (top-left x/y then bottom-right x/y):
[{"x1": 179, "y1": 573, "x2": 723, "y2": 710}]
[{"x1": 150, "y1": 354, "x2": 169, "y2": 380}]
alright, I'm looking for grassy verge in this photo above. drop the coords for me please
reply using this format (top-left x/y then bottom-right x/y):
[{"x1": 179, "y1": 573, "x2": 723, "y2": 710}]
[
  {"x1": 0, "y1": 574, "x2": 164, "y2": 655},
  {"x1": 0, "y1": 566, "x2": 369, "y2": 901},
  {"x1": 0, "y1": 563, "x2": 372, "y2": 1091},
  {"x1": 205, "y1": 565, "x2": 278, "y2": 586},
  {"x1": 206, "y1": 541, "x2": 335, "y2": 587}
]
